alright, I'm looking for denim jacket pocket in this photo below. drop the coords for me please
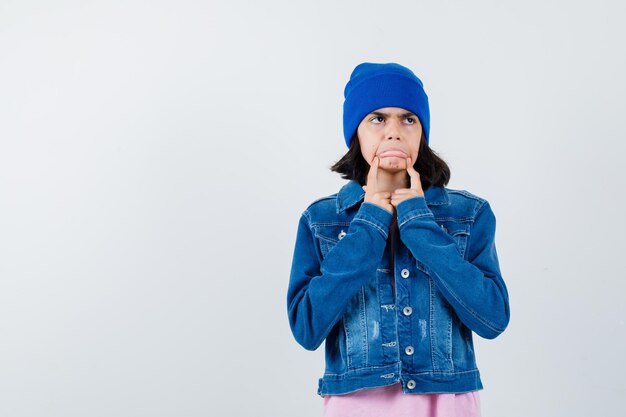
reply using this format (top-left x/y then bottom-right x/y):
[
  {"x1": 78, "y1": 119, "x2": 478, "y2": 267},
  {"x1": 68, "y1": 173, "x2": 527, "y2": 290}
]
[
  {"x1": 315, "y1": 224, "x2": 350, "y2": 257},
  {"x1": 437, "y1": 221, "x2": 470, "y2": 259}
]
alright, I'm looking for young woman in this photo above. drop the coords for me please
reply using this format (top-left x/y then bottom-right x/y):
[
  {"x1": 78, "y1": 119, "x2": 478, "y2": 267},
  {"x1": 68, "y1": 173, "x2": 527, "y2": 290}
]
[{"x1": 287, "y1": 62, "x2": 510, "y2": 417}]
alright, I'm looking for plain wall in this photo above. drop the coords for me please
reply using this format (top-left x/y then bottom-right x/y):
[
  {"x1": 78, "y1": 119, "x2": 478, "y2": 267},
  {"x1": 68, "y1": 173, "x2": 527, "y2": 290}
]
[{"x1": 1, "y1": 1, "x2": 625, "y2": 416}]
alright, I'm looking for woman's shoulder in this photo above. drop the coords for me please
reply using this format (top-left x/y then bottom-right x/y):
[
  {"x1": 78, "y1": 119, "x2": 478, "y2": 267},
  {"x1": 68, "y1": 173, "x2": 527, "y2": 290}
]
[
  {"x1": 301, "y1": 192, "x2": 340, "y2": 216},
  {"x1": 440, "y1": 186, "x2": 494, "y2": 218},
  {"x1": 299, "y1": 181, "x2": 359, "y2": 222},
  {"x1": 443, "y1": 186, "x2": 489, "y2": 205},
  {"x1": 306, "y1": 192, "x2": 340, "y2": 206}
]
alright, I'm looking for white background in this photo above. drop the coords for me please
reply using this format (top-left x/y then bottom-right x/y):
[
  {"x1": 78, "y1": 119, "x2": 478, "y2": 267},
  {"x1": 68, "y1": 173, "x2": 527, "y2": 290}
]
[{"x1": 1, "y1": 1, "x2": 625, "y2": 416}]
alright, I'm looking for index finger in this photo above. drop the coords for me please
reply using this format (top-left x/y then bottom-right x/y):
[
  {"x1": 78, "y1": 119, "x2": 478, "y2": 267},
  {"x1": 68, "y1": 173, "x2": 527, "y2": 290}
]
[
  {"x1": 406, "y1": 157, "x2": 421, "y2": 190},
  {"x1": 366, "y1": 156, "x2": 380, "y2": 191}
]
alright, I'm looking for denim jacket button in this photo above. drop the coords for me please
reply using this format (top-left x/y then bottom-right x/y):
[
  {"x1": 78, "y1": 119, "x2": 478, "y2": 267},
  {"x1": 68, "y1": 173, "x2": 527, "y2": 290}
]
[
  {"x1": 405, "y1": 346, "x2": 415, "y2": 355},
  {"x1": 403, "y1": 306, "x2": 413, "y2": 316},
  {"x1": 401, "y1": 269, "x2": 410, "y2": 278},
  {"x1": 407, "y1": 380, "x2": 416, "y2": 389},
  {"x1": 338, "y1": 230, "x2": 346, "y2": 239}
]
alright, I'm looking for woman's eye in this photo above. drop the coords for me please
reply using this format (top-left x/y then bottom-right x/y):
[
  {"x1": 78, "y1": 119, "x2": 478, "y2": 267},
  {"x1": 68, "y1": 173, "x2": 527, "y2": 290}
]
[
  {"x1": 371, "y1": 116, "x2": 384, "y2": 123},
  {"x1": 405, "y1": 118, "x2": 415, "y2": 124}
]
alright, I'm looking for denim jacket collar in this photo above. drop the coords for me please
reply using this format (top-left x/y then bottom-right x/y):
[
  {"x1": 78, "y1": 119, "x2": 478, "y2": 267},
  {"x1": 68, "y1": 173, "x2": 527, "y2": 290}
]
[{"x1": 336, "y1": 179, "x2": 450, "y2": 213}]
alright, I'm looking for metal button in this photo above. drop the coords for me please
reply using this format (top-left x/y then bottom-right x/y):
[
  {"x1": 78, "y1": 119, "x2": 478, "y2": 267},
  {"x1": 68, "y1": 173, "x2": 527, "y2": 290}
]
[
  {"x1": 407, "y1": 380, "x2": 416, "y2": 389},
  {"x1": 403, "y1": 306, "x2": 413, "y2": 316},
  {"x1": 401, "y1": 269, "x2": 410, "y2": 278},
  {"x1": 405, "y1": 346, "x2": 414, "y2": 355},
  {"x1": 338, "y1": 230, "x2": 346, "y2": 239}
]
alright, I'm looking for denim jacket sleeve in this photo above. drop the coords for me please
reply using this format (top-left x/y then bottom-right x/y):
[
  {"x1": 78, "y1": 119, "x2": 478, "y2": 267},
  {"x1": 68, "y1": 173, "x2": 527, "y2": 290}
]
[
  {"x1": 396, "y1": 195, "x2": 510, "y2": 339},
  {"x1": 287, "y1": 202, "x2": 393, "y2": 351}
]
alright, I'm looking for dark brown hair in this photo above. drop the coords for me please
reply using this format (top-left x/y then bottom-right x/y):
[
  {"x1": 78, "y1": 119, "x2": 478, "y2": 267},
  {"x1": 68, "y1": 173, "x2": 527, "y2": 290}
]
[{"x1": 330, "y1": 132, "x2": 451, "y2": 189}]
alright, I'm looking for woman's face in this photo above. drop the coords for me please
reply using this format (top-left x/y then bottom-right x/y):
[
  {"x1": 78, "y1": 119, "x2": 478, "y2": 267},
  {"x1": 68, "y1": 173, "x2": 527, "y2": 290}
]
[{"x1": 357, "y1": 107, "x2": 423, "y2": 172}]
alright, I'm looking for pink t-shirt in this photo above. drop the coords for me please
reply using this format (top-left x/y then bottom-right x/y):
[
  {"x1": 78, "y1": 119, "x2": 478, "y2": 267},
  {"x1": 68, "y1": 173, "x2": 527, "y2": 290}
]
[{"x1": 323, "y1": 382, "x2": 481, "y2": 417}]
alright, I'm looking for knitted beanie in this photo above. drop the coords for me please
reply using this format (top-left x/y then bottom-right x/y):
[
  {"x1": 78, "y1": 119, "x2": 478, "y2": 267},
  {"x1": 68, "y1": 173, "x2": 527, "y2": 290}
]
[{"x1": 342, "y1": 62, "x2": 430, "y2": 147}]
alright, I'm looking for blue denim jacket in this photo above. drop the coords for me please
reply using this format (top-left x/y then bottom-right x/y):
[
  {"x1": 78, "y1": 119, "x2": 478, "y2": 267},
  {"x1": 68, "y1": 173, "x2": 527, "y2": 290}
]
[{"x1": 287, "y1": 179, "x2": 510, "y2": 396}]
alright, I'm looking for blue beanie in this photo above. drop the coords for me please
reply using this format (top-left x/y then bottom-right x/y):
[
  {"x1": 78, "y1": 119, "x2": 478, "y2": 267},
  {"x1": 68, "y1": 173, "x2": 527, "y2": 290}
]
[{"x1": 343, "y1": 62, "x2": 430, "y2": 148}]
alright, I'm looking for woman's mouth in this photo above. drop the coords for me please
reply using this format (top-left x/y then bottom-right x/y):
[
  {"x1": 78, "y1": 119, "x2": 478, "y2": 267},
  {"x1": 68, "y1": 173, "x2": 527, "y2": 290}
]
[{"x1": 378, "y1": 149, "x2": 408, "y2": 158}]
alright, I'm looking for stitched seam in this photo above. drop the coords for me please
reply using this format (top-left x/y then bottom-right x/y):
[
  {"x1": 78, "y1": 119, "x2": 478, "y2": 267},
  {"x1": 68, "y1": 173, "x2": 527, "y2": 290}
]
[
  {"x1": 307, "y1": 195, "x2": 337, "y2": 208},
  {"x1": 447, "y1": 315, "x2": 453, "y2": 370},
  {"x1": 310, "y1": 221, "x2": 352, "y2": 227},
  {"x1": 401, "y1": 369, "x2": 480, "y2": 376},
  {"x1": 398, "y1": 211, "x2": 434, "y2": 228},
  {"x1": 436, "y1": 216, "x2": 473, "y2": 223},
  {"x1": 303, "y1": 209, "x2": 312, "y2": 226},
  {"x1": 322, "y1": 363, "x2": 400, "y2": 377},
  {"x1": 429, "y1": 277, "x2": 437, "y2": 371},
  {"x1": 344, "y1": 312, "x2": 352, "y2": 368},
  {"x1": 473, "y1": 200, "x2": 488, "y2": 217},
  {"x1": 447, "y1": 189, "x2": 486, "y2": 204},
  {"x1": 352, "y1": 218, "x2": 388, "y2": 239},
  {"x1": 316, "y1": 235, "x2": 338, "y2": 244},
  {"x1": 360, "y1": 287, "x2": 368, "y2": 365},
  {"x1": 322, "y1": 368, "x2": 480, "y2": 377}
]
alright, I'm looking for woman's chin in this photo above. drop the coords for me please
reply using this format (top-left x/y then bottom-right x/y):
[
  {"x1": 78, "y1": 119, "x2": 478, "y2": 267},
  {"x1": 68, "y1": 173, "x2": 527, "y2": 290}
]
[{"x1": 379, "y1": 159, "x2": 407, "y2": 172}]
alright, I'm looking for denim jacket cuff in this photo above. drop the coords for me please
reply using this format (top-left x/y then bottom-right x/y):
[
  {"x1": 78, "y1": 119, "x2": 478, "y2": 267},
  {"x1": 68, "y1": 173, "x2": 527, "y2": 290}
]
[
  {"x1": 396, "y1": 195, "x2": 434, "y2": 227},
  {"x1": 352, "y1": 202, "x2": 394, "y2": 239}
]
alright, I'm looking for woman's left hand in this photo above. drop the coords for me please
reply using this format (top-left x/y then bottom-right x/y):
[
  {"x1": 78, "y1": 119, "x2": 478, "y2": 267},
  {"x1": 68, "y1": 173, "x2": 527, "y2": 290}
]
[{"x1": 391, "y1": 157, "x2": 425, "y2": 208}]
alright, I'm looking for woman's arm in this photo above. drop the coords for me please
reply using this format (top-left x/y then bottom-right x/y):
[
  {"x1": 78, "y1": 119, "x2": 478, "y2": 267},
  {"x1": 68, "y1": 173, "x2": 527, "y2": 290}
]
[
  {"x1": 396, "y1": 196, "x2": 510, "y2": 339},
  {"x1": 286, "y1": 203, "x2": 392, "y2": 351}
]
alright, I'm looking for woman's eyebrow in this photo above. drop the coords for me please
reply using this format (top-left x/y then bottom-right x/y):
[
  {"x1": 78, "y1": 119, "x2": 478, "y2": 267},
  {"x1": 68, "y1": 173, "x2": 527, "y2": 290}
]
[{"x1": 370, "y1": 111, "x2": 417, "y2": 118}]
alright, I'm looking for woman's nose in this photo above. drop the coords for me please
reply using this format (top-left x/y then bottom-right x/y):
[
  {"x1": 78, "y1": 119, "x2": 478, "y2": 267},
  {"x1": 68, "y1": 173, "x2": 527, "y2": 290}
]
[{"x1": 385, "y1": 120, "x2": 401, "y2": 140}]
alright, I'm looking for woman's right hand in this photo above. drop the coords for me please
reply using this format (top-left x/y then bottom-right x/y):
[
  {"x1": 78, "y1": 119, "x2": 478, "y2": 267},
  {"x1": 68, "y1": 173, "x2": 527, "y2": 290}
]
[{"x1": 362, "y1": 156, "x2": 394, "y2": 214}]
